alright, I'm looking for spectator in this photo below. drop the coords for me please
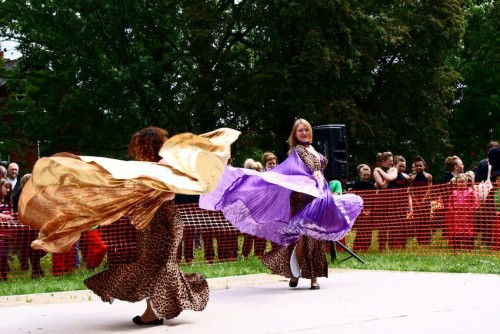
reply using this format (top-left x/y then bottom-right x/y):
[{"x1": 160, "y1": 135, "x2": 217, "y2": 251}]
[
  {"x1": 13, "y1": 174, "x2": 47, "y2": 278},
  {"x1": 409, "y1": 156, "x2": 433, "y2": 245},
  {"x1": 262, "y1": 152, "x2": 278, "y2": 171},
  {"x1": 445, "y1": 173, "x2": 478, "y2": 250},
  {"x1": 0, "y1": 179, "x2": 13, "y2": 280},
  {"x1": 6, "y1": 163, "x2": 21, "y2": 198},
  {"x1": 79, "y1": 227, "x2": 107, "y2": 270},
  {"x1": 488, "y1": 147, "x2": 500, "y2": 176},
  {"x1": 243, "y1": 158, "x2": 264, "y2": 172},
  {"x1": 475, "y1": 146, "x2": 500, "y2": 247},
  {"x1": 329, "y1": 180, "x2": 342, "y2": 194},
  {"x1": 0, "y1": 165, "x2": 7, "y2": 179},
  {"x1": 347, "y1": 164, "x2": 375, "y2": 191},
  {"x1": 373, "y1": 152, "x2": 398, "y2": 189},
  {"x1": 388, "y1": 155, "x2": 412, "y2": 249},
  {"x1": 372, "y1": 151, "x2": 398, "y2": 251},
  {"x1": 475, "y1": 141, "x2": 498, "y2": 182},
  {"x1": 51, "y1": 246, "x2": 78, "y2": 275},
  {"x1": 442, "y1": 156, "x2": 464, "y2": 183},
  {"x1": 99, "y1": 218, "x2": 137, "y2": 267},
  {"x1": 349, "y1": 164, "x2": 376, "y2": 252},
  {"x1": 486, "y1": 170, "x2": 500, "y2": 251},
  {"x1": 175, "y1": 194, "x2": 200, "y2": 264}
]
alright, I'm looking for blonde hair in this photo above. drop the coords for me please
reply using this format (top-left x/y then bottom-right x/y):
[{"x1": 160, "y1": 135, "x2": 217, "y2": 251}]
[
  {"x1": 356, "y1": 164, "x2": 371, "y2": 176},
  {"x1": 445, "y1": 155, "x2": 460, "y2": 172},
  {"x1": 451, "y1": 172, "x2": 469, "y2": 184},
  {"x1": 288, "y1": 118, "x2": 313, "y2": 154},
  {"x1": 394, "y1": 155, "x2": 406, "y2": 164},
  {"x1": 465, "y1": 171, "x2": 475, "y2": 182},
  {"x1": 376, "y1": 151, "x2": 393, "y2": 166},
  {"x1": 0, "y1": 166, "x2": 6, "y2": 178},
  {"x1": 243, "y1": 158, "x2": 263, "y2": 172}
]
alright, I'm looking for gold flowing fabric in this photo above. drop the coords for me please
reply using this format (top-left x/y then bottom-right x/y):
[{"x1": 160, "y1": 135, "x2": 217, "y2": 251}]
[{"x1": 18, "y1": 128, "x2": 240, "y2": 253}]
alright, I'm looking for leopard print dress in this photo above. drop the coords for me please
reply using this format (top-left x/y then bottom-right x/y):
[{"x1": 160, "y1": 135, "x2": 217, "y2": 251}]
[
  {"x1": 84, "y1": 200, "x2": 209, "y2": 319},
  {"x1": 262, "y1": 145, "x2": 328, "y2": 279}
]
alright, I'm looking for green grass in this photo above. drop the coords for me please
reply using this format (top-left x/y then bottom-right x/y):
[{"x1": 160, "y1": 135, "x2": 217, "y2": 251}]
[
  {"x1": 1, "y1": 234, "x2": 499, "y2": 296},
  {"x1": 332, "y1": 252, "x2": 500, "y2": 274},
  {"x1": 2, "y1": 252, "x2": 499, "y2": 296}
]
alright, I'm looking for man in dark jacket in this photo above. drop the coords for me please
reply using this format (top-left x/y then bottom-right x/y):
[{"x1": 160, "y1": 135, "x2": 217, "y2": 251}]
[{"x1": 475, "y1": 141, "x2": 499, "y2": 182}]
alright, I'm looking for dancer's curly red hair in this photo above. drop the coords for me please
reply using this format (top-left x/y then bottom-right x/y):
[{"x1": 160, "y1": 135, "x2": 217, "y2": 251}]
[{"x1": 128, "y1": 127, "x2": 168, "y2": 162}]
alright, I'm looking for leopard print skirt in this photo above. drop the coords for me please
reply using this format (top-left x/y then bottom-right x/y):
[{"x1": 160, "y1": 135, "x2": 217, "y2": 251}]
[
  {"x1": 84, "y1": 201, "x2": 209, "y2": 319},
  {"x1": 262, "y1": 191, "x2": 328, "y2": 279}
]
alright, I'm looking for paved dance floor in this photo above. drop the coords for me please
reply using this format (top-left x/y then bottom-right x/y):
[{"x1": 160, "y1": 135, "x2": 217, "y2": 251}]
[{"x1": 1, "y1": 269, "x2": 499, "y2": 333}]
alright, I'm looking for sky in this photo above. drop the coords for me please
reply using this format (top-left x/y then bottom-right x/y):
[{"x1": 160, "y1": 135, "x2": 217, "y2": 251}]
[{"x1": 1, "y1": 40, "x2": 22, "y2": 59}]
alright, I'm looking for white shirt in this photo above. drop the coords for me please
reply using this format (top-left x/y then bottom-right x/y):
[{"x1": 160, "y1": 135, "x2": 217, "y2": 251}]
[{"x1": 7, "y1": 177, "x2": 17, "y2": 191}]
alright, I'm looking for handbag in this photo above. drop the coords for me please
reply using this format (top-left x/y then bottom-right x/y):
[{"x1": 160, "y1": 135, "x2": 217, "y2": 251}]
[{"x1": 475, "y1": 163, "x2": 493, "y2": 201}]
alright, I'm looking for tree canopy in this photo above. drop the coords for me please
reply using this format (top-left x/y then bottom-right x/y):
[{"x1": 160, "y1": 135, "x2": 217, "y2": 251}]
[{"x1": 0, "y1": 0, "x2": 496, "y2": 177}]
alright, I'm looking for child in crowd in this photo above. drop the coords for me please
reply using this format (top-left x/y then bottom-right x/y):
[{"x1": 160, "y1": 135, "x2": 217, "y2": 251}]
[
  {"x1": 262, "y1": 152, "x2": 278, "y2": 171},
  {"x1": 445, "y1": 173, "x2": 478, "y2": 250}
]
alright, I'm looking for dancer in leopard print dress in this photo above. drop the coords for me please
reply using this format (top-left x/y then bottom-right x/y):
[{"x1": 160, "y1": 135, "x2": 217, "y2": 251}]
[
  {"x1": 262, "y1": 148, "x2": 329, "y2": 289},
  {"x1": 261, "y1": 120, "x2": 329, "y2": 289},
  {"x1": 201, "y1": 119, "x2": 363, "y2": 290},
  {"x1": 85, "y1": 201, "x2": 208, "y2": 322},
  {"x1": 84, "y1": 127, "x2": 208, "y2": 325},
  {"x1": 19, "y1": 127, "x2": 239, "y2": 327}
]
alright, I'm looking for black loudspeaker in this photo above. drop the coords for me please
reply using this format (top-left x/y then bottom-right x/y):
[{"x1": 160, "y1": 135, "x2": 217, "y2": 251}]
[{"x1": 312, "y1": 124, "x2": 348, "y2": 180}]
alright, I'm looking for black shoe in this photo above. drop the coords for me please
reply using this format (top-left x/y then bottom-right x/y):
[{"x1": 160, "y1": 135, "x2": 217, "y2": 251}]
[
  {"x1": 310, "y1": 283, "x2": 320, "y2": 290},
  {"x1": 132, "y1": 316, "x2": 163, "y2": 326},
  {"x1": 289, "y1": 278, "x2": 299, "y2": 288}
]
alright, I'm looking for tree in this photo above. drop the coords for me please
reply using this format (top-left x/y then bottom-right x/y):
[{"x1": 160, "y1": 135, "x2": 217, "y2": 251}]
[
  {"x1": 450, "y1": 0, "x2": 499, "y2": 169},
  {"x1": 0, "y1": 1, "x2": 469, "y2": 176}
]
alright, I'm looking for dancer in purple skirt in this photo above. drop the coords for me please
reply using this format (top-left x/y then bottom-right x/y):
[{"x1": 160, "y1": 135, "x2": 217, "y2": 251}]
[{"x1": 200, "y1": 119, "x2": 363, "y2": 289}]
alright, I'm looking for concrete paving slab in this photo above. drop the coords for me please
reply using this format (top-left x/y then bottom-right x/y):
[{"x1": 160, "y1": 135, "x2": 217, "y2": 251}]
[{"x1": 1, "y1": 269, "x2": 499, "y2": 334}]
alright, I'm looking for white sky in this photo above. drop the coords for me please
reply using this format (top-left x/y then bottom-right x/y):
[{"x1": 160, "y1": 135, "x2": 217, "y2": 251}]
[{"x1": 1, "y1": 40, "x2": 22, "y2": 59}]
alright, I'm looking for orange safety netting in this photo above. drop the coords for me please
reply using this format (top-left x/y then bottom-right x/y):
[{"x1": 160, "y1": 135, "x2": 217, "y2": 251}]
[
  {"x1": 1, "y1": 183, "x2": 499, "y2": 281},
  {"x1": 346, "y1": 183, "x2": 499, "y2": 254}
]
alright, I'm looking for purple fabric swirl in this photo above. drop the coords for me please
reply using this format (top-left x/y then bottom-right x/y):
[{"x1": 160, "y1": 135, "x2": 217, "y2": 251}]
[{"x1": 199, "y1": 148, "x2": 363, "y2": 246}]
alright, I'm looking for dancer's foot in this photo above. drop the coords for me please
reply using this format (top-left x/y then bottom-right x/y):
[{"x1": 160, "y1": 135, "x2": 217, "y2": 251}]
[
  {"x1": 310, "y1": 277, "x2": 320, "y2": 290},
  {"x1": 132, "y1": 316, "x2": 163, "y2": 326},
  {"x1": 289, "y1": 277, "x2": 299, "y2": 288},
  {"x1": 310, "y1": 283, "x2": 320, "y2": 290}
]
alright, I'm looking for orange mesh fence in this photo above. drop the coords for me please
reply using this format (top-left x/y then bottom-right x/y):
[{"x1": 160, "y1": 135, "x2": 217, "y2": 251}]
[
  {"x1": 347, "y1": 183, "x2": 500, "y2": 255},
  {"x1": 1, "y1": 183, "x2": 499, "y2": 281}
]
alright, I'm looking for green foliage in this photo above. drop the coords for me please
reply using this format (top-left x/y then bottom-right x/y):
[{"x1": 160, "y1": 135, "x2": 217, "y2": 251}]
[
  {"x1": 0, "y1": 0, "x2": 492, "y2": 178},
  {"x1": 450, "y1": 1, "x2": 499, "y2": 169}
]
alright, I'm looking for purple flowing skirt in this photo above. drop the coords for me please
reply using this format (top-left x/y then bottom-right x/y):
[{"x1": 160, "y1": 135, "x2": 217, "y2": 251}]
[{"x1": 199, "y1": 150, "x2": 363, "y2": 246}]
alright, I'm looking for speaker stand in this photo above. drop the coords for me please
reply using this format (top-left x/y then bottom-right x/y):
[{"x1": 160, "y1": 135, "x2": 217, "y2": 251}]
[{"x1": 329, "y1": 241, "x2": 365, "y2": 264}]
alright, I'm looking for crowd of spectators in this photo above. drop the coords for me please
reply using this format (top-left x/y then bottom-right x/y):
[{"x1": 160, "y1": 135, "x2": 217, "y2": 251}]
[{"x1": 343, "y1": 141, "x2": 499, "y2": 252}]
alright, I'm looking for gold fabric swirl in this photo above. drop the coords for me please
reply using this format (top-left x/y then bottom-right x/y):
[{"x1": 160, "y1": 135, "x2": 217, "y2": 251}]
[{"x1": 19, "y1": 128, "x2": 240, "y2": 253}]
